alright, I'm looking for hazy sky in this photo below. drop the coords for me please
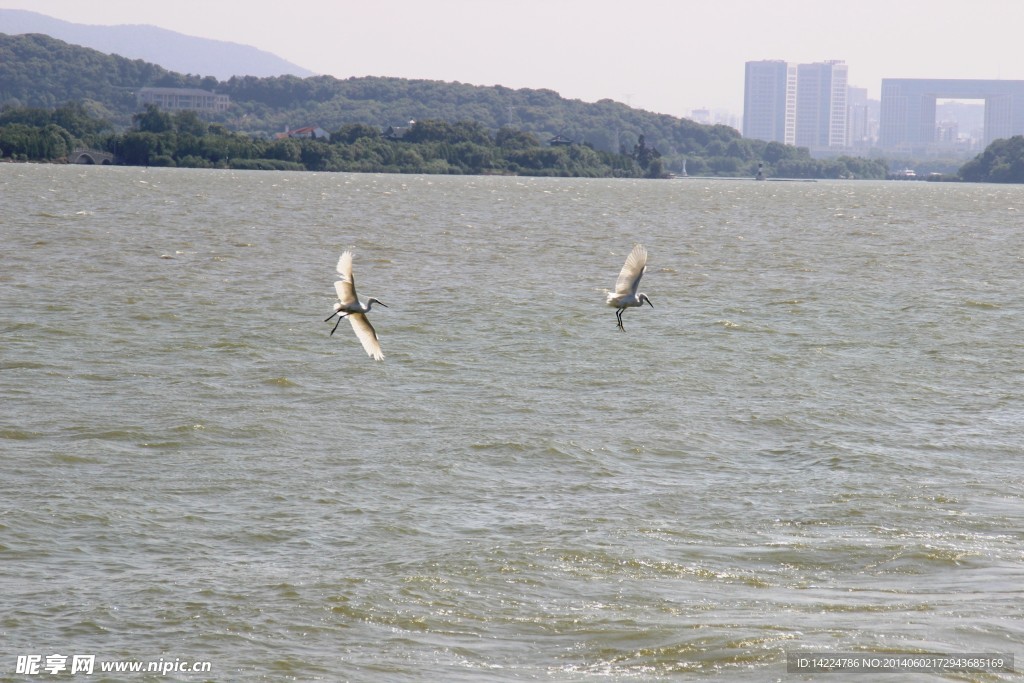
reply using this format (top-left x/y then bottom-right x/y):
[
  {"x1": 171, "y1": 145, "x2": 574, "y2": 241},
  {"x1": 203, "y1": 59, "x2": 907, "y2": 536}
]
[{"x1": 4, "y1": 0, "x2": 1022, "y2": 118}]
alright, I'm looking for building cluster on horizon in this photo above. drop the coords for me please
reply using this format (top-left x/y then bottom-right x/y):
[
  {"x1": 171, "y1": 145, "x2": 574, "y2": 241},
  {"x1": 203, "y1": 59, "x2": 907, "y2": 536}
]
[
  {"x1": 743, "y1": 59, "x2": 1024, "y2": 157},
  {"x1": 743, "y1": 60, "x2": 864, "y2": 154}
]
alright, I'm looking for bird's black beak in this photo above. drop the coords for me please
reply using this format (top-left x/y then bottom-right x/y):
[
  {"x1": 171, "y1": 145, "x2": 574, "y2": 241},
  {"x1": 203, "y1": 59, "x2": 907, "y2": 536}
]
[
  {"x1": 646, "y1": 299, "x2": 654, "y2": 308},
  {"x1": 378, "y1": 301, "x2": 389, "y2": 308}
]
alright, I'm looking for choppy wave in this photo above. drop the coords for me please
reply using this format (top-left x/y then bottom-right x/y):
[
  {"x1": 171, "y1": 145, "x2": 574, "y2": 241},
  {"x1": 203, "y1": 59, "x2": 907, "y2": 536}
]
[{"x1": 2, "y1": 166, "x2": 1022, "y2": 681}]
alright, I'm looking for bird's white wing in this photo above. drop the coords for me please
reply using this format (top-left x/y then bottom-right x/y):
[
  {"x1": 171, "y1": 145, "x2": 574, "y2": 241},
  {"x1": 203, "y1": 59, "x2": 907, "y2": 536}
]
[
  {"x1": 348, "y1": 312, "x2": 384, "y2": 360},
  {"x1": 334, "y1": 251, "x2": 357, "y2": 306},
  {"x1": 334, "y1": 279, "x2": 356, "y2": 307},
  {"x1": 613, "y1": 244, "x2": 648, "y2": 297},
  {"x1": 336, "y1": 250, "x2": 353, "y2": 279}
]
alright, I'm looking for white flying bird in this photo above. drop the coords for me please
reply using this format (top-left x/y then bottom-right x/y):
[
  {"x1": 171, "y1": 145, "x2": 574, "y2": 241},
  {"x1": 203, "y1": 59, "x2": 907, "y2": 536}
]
[
  {"x1": 606, "y1": 243, "x2": 653, "y2": 331},
  {"x1": 324, "y1": 250, "x2": 387, "y2": 360}
]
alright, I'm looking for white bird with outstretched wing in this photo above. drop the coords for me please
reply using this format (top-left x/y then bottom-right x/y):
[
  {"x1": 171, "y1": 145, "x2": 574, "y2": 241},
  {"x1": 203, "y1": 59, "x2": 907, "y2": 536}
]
[
  {"x1": 606, "y1": 244, "x2": 653, "y2": 331},
  {"x1": 325, "y1": 250, "x2": 387, "y2": 360}
]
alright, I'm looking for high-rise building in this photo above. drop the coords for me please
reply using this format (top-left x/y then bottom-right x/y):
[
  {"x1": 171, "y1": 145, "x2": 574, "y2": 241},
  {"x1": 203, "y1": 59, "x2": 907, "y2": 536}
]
[
  {"x1": 743, "y1": 60, "x2": 796, "y2": 145},
  {"x1": 879, "y1": 78, "x2": 1024, "y2": 151},
  {"x1": 743, "y1": 59, "x2": 850, "y2": 152},
  {"x1": 795, "y1": 60, "x2": 848, "y2": 150},
  {"x1": 847, "y1": 86, "x2": 870, "y2": 149}
]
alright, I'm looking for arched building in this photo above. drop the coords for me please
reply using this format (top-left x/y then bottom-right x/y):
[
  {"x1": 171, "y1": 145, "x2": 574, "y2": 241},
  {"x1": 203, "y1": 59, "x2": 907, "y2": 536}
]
[{"x1": 879, "y1": 78, "x2": 1024, "y2": 152}]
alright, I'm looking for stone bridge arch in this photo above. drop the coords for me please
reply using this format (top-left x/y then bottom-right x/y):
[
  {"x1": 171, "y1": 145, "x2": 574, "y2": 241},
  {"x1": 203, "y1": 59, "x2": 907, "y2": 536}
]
[{"x1": 69, "y1": 149, "x2": 115, "y2": 165}]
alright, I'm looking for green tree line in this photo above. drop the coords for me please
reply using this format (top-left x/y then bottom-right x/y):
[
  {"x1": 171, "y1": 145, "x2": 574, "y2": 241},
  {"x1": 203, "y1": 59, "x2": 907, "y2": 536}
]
[
  {"x1": 1, "y1": 103, "x2": 663, "y2": 176},
  {"x1": 119, "y1": 106, "x2": 674, "y2": 177},
  {"x1": 2, "y1": 102, "x2": 898, "y2": 180}
]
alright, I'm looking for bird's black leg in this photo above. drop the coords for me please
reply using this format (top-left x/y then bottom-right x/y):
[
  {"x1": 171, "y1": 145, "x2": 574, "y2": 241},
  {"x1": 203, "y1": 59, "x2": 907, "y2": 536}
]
[
  {"x1": 326, "y1": 309, "x2": 351, "y2": 336},
  {"x1": 333, "y1": 313, "x2": 354, "y2": 337},
  {"x1": 616, "y1": 308, "x2": 625, "y2": 331}
]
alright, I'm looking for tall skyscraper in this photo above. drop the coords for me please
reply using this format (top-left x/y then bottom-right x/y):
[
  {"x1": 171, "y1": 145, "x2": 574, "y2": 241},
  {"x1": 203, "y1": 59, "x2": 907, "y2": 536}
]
[
  {"x1": 795, "y1": 60, "x2": 848, "y2": 150},
  {"x1": 847, "y1": 86, "x2": 870, "y2": 149},
  {"x1": 743, "y1": 59, "x2": 849, "y2": 151},
  {"x1": 743, "y1": 60, "x2": 796, "y2": 145}
]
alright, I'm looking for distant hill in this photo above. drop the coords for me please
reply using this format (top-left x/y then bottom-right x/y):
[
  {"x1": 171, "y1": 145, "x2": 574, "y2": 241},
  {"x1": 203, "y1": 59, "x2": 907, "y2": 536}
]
[
  {"x1": 0, "y1": 8, "x2": 314, "y2": 80},
  {"x1": 0, "y1": 32, "x2": 738, "y2": 156},
  {"x1": 0, "y1": 32, "x2": 879, "y2": 177}
]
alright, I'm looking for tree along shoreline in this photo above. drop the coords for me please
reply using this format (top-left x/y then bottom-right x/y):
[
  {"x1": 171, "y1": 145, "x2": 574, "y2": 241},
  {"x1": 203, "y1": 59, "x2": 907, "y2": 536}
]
[{"x1": 0, "y1": 101, "x2": 891, "y2": 180}]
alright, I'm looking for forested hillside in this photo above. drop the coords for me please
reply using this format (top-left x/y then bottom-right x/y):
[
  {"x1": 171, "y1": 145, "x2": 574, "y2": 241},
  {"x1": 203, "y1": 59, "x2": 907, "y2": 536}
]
[
  {"x1": 0, "y1": 33, "x2": 181, "y2": 122},
  {"x1": 958, "y1": 136, "x2": 1024, "y2": 183},
  {"x1": 0, "y1": 32, "x2": 889, "y2": 178},
  {"x1": 0, "y1": 33, "x2": 733, "y2": 162}
]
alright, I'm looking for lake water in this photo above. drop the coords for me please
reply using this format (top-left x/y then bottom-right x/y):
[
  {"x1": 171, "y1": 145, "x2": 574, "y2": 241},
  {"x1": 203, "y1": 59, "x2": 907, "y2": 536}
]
[{"x1": 2, "y1": 165, "x2": 1022, "y2": 681}]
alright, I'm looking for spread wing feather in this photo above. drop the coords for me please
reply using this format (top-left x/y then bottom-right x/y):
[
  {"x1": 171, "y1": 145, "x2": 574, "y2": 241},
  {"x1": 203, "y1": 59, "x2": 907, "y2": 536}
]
[
  {"x1": 335, "y1": 251, "x2": 357, "y2": 306},
  {"x1": 348, "y1": 313, "x2": 383, "y2": 360},
  {"x1": 613, "y1": 244, "x2": 648, "y2": 297}
]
